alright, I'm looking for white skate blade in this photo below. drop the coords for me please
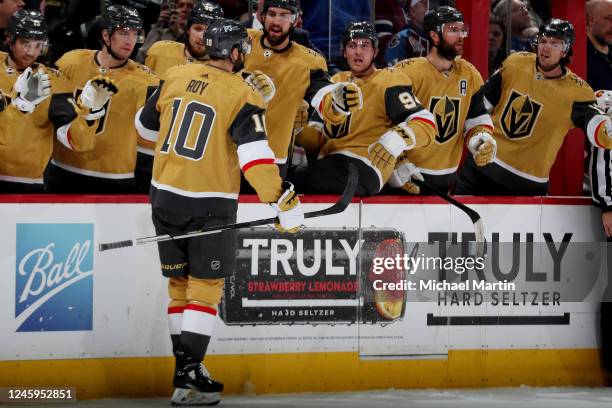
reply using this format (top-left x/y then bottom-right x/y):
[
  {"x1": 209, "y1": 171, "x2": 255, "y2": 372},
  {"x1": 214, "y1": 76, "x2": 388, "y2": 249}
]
[{"x1": 171, "y1": 388, "x2": 221, "y2": 406}]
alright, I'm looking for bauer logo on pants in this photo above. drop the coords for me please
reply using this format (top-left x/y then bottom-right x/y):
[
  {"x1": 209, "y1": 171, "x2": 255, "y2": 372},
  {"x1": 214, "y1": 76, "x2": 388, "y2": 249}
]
[{"x1": 14, "y1": 223, "x2": 94, "y2": 332}]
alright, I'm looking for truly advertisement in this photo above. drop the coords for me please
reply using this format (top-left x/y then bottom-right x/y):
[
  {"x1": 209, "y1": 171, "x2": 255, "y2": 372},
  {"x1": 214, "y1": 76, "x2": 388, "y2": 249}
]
[
  {"x1": 219, "y1": 228, "x2": 408, "y2": 325},
  {"x1": 15, "y1": 223, "x2": 94, "y2": 332}
]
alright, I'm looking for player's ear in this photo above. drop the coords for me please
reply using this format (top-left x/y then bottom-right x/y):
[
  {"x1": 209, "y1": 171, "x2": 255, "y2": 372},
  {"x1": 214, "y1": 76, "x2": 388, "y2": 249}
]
[
  {"x1": 101, "y1": 29, "x2": 111, "y2": 47},
  {"x1": 430, "y1": 31, "x2": 439, "y2": 47},
  {"x1": 374, "y1": 47, "x2": 379, "y2": 59}
]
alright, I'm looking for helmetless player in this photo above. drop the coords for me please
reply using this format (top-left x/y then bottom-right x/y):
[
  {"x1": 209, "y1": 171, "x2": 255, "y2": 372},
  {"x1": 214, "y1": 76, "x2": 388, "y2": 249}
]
[
  {"x1": 0, "y1": 10, "x2": 113, "y2": 193},
  {"x1": 135, "y1": 19, "x2": 303, "y2": 406},
  {"x1": 144, "y1": 0, "x2": 224, "y2": 76},
  {"x1": 305, "y1": 22, "x2": 436, "y2": 196},
  {"x1": 389, "y1": 7, "x2": 495, "y2": 194},
  {"x1": 45, "y1": 5, "x2": 159, "y2": 194},
  {"x1": 245, "y1": 0, "x2": 363, "y2": 178},
  {"x1": 455, "y1": 19, "x2": 612, "y2": 195}
]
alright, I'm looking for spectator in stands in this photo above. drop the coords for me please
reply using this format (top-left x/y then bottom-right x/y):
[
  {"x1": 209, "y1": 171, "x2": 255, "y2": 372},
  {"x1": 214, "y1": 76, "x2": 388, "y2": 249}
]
[
  {"x1": 493, "y1": 0, "x2": 535, "y2": 52},
  {"x1": 218, "y1": 0, "x2": 247, "y2": 20},
  {"x1": 301, "y1": 0, "x2": 371, "y2": 68},
  {"x1": 383, "y1": 0, "x2": 428, "y2": 66},
  {"x1": 586, "y1": 0, "x2": 612, "y2": 91},
  {"x1": 0, "y1": 0, "x2": 25, "y2": 51},
  {"x1": 42, "y1": 0, "x2": 101, "y2": 65},
  {"x1": 489, "y1": 16, "x2": 506, "y2": 75},
  {"x1": 374, "y1": 0, "x2": 408, "y2": 66},
  {"x1": 136, "y1": 0, "x2": 195, "y2": 63}
]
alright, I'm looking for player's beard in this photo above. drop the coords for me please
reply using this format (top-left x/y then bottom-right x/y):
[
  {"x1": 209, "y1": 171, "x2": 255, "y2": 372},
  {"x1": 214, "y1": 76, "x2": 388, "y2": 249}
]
[
  {"x1": 437, "y1": 38, "x2": 460, "y2": 61},
  {"x1": 264, "y1": 25, "x2": 292, "y2": 47},
  {"x1": 536, "y1": 56, "x2": 560, "y2": 72},
  {"x1": 187, "y1": 42, "x2": 207, "y2": 60}
]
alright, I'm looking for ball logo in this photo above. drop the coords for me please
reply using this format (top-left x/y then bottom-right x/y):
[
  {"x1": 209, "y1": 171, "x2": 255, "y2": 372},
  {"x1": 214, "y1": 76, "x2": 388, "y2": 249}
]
[{"x1": 15, "y1": 224, "x2": 94, "y2": 332}]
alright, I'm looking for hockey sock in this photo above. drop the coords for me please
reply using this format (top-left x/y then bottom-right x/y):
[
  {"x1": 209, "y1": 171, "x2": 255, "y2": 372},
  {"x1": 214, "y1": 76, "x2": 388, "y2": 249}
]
[{"x1": 180, "y1": 303, "x2": 216, "y2": 361}]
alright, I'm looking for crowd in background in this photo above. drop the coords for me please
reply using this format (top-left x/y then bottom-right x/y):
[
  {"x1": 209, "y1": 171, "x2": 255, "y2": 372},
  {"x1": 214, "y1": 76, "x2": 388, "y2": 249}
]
[{"x1": 0, "y1": 0, "x2": 557, "y2": 74}]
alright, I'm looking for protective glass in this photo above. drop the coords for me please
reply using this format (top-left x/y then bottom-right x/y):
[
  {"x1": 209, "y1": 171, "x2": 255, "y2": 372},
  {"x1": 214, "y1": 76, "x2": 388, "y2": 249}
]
[
  {"x1": 264, "y1": 10, "x2": 296, "y2": 23},
  {"x1": 537, "y1": 35, "x2": 569, "y2": 52},
  {"x1": 113, "y1": 27, "x2": 145, "y2": 44},
  {"x1": 345, "y1": 39, "x2": 374, "y2": 51},
  {"x1": 442, "y1": 23, "x2": 469, "y2": 38}
]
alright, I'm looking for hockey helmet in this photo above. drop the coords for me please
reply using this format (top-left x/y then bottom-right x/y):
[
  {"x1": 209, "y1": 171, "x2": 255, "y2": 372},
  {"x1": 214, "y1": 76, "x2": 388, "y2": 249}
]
[
  {"x1": 342, "y1": 21, "x2": 379, "y2": 50},
  {"x1": 188, "y1": 1, "x2": 224, "y2": 27},
  {"x1": 262, "y1": 0, "x2": 299, "y2": 15},
  {"x1": 101, "y1": 5, "x2": 145, "y2": 44},
  {"x1": 204, "y1": 18, "x2": 251, "y2": 59},
  {"x1": 423, "y1": 6, "x2": 464, "y2": 36},
  {"x1": 537, "y1": 18, "x2": 575, "y2": 52},
  {"x1": 7, "y1": 10, "x2": 48, "y2": 43}
]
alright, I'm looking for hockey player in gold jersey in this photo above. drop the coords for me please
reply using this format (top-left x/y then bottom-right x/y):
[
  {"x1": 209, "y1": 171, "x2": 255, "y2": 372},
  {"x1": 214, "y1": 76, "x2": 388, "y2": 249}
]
[
  {"x1": 304, "y1": 21, "x2": 436, "y2": 196},
  {"x1": 244, "y1": 0, "x2": 363, "y2": 178},
  {"x1": 455, "y1": 19, "x2": 612, "y2": 195},
  {"x1": 0, "y1": 72, "x2": 46, "y2": 145},
  {"x1": 0, "y1": 10, "x2": 108, "y2": 193},
  {"x1": 45, "y1": 5, "x2": 159, "y2": 194},
  {"x1": 135, "y1": 19, "x2": 303, "y2": 406},
  {"x1": 144, "y1": 1, "x2": 223, "y2": 76},
  {"x1": 389, "y1": 7, "x2": 495, "y2": 194}
]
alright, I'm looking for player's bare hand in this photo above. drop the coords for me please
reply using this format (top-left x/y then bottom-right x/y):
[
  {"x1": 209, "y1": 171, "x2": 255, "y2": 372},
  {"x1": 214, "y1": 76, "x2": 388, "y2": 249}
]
[
  {"x1": 468, "y1": 131, "x2": 497, "y2": 166},
  {"x1": 603, "y1": 211, "x2": 612, "y2": 238}
]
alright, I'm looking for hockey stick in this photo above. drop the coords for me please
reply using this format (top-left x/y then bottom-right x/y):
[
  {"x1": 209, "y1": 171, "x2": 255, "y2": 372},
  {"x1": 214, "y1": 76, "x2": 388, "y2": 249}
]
[
  {"x1": 99, "y1": 164, "x2": 358, "y2": 252},
  {"x1": 412, "y1": 178, "x2": 486, "y2": 258}
]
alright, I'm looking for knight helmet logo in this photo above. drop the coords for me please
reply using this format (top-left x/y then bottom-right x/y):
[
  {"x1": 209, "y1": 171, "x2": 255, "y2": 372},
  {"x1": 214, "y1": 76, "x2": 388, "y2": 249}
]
[
  {"x1": 323, "y1": 113, "x2": 352, "y2": 139},
  {"x1": 429, "y1": 96, "x2": 460, "y2": 144},
  {"x1": 500, "y1": 90, "x2": 542, "y2": 139}
]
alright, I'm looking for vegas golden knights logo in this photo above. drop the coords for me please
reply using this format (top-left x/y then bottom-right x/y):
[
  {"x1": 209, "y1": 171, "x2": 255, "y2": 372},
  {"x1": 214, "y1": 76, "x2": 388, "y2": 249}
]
[
  {"x1": 429, "y1": 96, "x2": 460, "y2": 144},
  {"x1": 323, "y1": 114, "x2": 352, "y2": 139},
  {"x1": 500, "y1": 90, "x2": 542, "y2": 139}
]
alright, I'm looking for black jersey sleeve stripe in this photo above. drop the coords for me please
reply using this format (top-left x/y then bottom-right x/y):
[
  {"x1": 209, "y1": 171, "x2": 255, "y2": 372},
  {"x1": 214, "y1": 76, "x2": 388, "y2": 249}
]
[
  {"x1": 481, "y1": 69, "x2": 502, "y2": 110},
  {"x1": 139, "y1": 80, "x2": 164, "y2": 132},
  {"x1": 229, "y1": 102, "x2": 268, "y2": 145}
]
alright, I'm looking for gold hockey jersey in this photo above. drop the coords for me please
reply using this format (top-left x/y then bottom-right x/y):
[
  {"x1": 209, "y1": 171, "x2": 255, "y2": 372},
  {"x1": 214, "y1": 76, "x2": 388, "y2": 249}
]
[
  {"x1": 394, "y1": 57, "x2": 492, "y2": 175},
  {"x1": 0, "y1": 52, "x2": 98, "y2": 183},
  {"x1": 319, "y1": 68, "x2": 436, "y2": 190},
  {"x1": 0, "y1": 96, "x2": 27, "y2": 145},
  {"x1": 53, "y1": 49, "x2": 159, "y2": 179},
  {"x1": 244, "y1": 29, "x2": 331, "y2": 165},
  {"x1": 136, "y1": 63, "x2": 282, "y2": 216},
  {"x1": 484, "y1": 52, "x2": 606, "y2": 182},
  {"x1": 144, "y1": 40, "x2": 207, "y2": 77}
]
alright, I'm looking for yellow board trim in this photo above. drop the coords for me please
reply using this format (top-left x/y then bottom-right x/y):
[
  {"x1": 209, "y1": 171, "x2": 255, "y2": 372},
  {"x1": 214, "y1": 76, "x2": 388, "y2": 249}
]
[{"x1": 0, "y1": 349, "x2": 606, "y2": 400}]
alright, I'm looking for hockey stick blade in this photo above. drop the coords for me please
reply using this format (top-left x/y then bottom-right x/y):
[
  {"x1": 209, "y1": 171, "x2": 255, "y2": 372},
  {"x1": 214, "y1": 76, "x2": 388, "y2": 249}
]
[
  {"x1": 98, "y1": 164, "x2": 358, "y2": 252},
  {"x1": 413, "y1": 178, "x2": 486, "y2": 258}
]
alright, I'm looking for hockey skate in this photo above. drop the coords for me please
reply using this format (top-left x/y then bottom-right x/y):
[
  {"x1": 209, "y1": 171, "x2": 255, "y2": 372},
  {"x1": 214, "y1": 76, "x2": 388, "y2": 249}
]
[{"x1": 171, "y1": 358, "x2": 224, "y2": 406}]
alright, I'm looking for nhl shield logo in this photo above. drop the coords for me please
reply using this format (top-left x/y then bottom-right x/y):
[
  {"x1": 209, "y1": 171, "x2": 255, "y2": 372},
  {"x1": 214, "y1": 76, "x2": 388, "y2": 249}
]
[
  {"x1": 323, "y1": 114, "x2": 352, "y2": 139},
  {"x1": 500, "y1": 90, "x2": 542, "y2": 139},
  {"x1": 429, "y1": 96, "x2": 460, "y2": 144}
]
